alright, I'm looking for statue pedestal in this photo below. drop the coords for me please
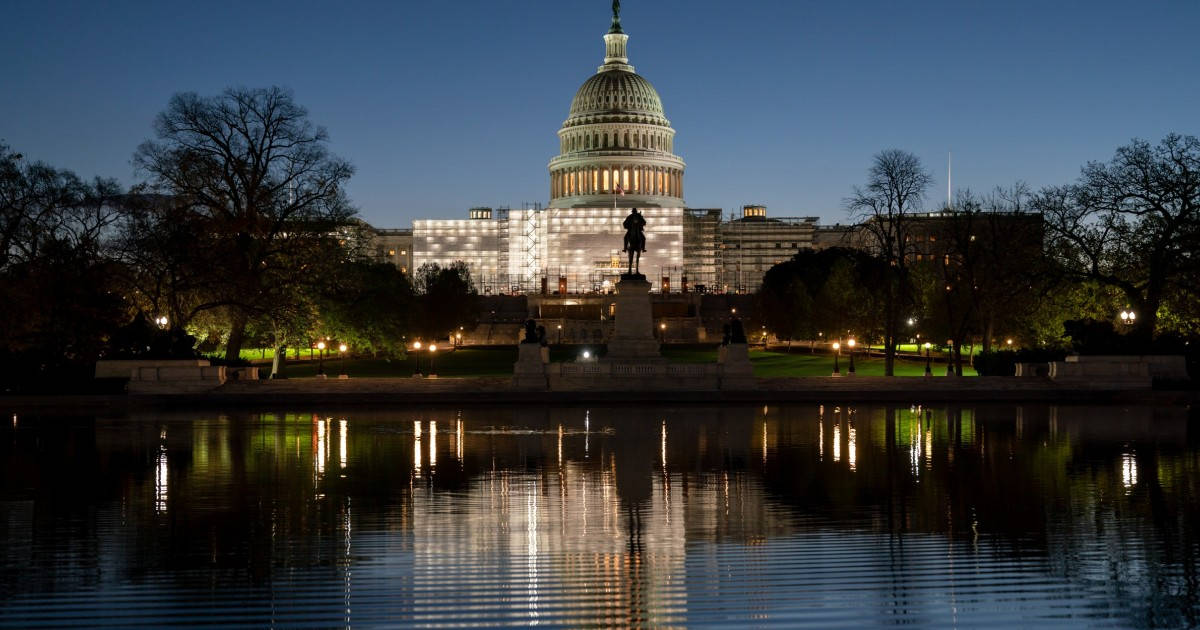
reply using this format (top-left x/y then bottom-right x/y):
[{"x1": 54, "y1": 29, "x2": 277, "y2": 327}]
[
  {"x1": 605, "y1": 273, "x2": 661, "y2": 360},
  {"x1": 513, "y1": 342, "x2": 548, "y2": 389},
  {"x1": 719, "y1": 342, "x2": 756, "y2": 389}
]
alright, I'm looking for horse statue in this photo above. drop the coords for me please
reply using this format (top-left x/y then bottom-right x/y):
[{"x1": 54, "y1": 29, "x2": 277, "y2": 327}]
[{"x1": 622, "y1": 208, "x2": 646, "y2": 275}]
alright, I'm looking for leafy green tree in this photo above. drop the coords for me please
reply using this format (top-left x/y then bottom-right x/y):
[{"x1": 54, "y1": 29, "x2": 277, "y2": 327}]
[
  {"x1": 757, "y1": 248, "x2": 882, "y2": 348},
  {"x1": 414, "y1": 262, "x2": 479, "y2": 342},
  {"x1": 1036, "y1": 134, "x2": 1200, "y2": 340},
  {"x1": 319, "y1": 261, "x2": 414, "y2": 356}
]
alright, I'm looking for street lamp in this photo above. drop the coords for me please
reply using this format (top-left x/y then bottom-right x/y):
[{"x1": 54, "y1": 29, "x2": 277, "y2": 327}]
[
  {"x1": 924, "y1": 342, "x2": 933, "y2": 377},
  {"x1": 155, "y1": 315, "x2": 169, "y2": 328},
  {"x1": 428, "y1": 344, "x2": 438, "y2": 377},
  {"x1": 660, "y1": 321, "x2": 667, "y2": 342},
  {"x1": 412, "y1": 341, "x2": 423, "y2": 377},
  {"x1": 847, "y1": 338, "x2": 856, "y2": 375},
  {"x1": 1006, "y1": 338, "x2": 1014, "y2": 347},
  {"x1": 945, "y1": 339, "x2": 955, "y2": 377},
  {"x1": 455, "y1": 331, "x2": 462, "y2": 348},
  {"x1": 832, "y1": 341, "x2": 841, "y2": 376},
  {"x1": 338, "y1": 343, "x2": 348, "y2": 378},
  {"x1": 557, "y1": 324, "x2": 563, "y2": 345},
  {"x1": 316, "y1": 340, "x2": 326, "y2": 376},
  {"x1": 1120, "y1": 310, "x2": 1136, "y2": 326}
]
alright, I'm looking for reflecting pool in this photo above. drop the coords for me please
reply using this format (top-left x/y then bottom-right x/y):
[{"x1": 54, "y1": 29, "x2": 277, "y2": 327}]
[{"x1": 1, "y1": 404, "x2": 1198, "y2": 627}]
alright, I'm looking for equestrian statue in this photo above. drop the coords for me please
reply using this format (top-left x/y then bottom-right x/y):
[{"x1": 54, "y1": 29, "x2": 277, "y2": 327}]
[{"x1": 622, "y1": 208, "x2": 646, "y2": 275}]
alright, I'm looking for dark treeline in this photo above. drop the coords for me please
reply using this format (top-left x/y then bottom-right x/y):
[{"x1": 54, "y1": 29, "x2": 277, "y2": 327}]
[
  {"x1": 758, "y1": 135, "x2": 1200, "y2": 376},
  {"x1": 0, "y1": 86, "x2": 475, "y2": 390}
]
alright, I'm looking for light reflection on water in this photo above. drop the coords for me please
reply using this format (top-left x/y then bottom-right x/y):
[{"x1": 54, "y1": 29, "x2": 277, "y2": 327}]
[{"x1": 0, "y1": 404, "x2": 1197, "y2": 628}]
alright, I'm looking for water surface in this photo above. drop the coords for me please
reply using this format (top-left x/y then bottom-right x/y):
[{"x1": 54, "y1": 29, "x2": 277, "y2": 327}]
[{"x1": 1, "y1": 404, "x2": 1197, "y2": 627}]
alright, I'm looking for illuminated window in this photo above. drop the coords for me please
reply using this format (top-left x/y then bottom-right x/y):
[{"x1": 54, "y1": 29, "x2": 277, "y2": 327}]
[
  {"x1": 388, "y1": 249, "x2": 396, "y2": 256},
  {"x1": 634, "y1": 170, "x2": 639, "y2": 191},
  {"x1": 603, "y1": 170, "x2": 609, "y2": 190},
  {"x1": 623, "y1": 169, "x2": 629, "y2": 191}
]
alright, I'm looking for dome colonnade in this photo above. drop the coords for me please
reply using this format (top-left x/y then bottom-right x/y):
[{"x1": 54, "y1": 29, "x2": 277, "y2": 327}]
[{"x1": 548, "y1": 13, "x2": 685, "y2": 208}]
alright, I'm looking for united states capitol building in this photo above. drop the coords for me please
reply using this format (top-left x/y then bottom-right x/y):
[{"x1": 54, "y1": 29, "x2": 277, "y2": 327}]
[{"x1": 372, "y1": 8, "x2": 851, "y2": 295}]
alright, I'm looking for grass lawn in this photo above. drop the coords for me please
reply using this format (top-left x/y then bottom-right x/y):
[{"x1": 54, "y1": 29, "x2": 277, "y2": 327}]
[
  {"x1": 272, "y1": 346, "x2": 975, "y2": 378},
  {"x1": 745, "y1": 349, "x2": 975, "y2": 377},
  {"x1": 662, "y1": 347, "x2": 976, "y2": 377}
]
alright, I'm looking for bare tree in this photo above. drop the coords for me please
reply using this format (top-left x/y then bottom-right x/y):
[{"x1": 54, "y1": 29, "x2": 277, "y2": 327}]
[
  {"x1": 1036, "y1": 134, "x2": 1200, "y2": 339},
  {"x1": 845, "y1": 149, "x2": 933, "y2": 375},
  {"x1": 133, "y1": 87, "x2": 355, "y2": 360}
]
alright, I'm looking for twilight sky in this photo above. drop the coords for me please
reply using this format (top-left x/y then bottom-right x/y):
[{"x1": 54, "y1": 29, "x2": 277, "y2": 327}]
[{"x1": 2, "y1": 0, "x2": 1197, "y2": 227}]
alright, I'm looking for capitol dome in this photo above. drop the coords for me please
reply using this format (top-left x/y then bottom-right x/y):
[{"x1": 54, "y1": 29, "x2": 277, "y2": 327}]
[
  {"x1": 548, "y1": 11, "x2": 685, "y2": 209},
  {"x1": 566, "y1": 71, "x2": 667, "y2": 124}
]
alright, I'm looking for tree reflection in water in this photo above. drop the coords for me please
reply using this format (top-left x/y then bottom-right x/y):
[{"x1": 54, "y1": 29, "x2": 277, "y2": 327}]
[{"x1": 0, "y1": 404, "x2": 1197, "y2": 628}]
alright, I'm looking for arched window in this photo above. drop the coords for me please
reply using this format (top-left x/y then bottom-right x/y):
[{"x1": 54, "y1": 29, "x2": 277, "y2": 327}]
[
  {"x1": 624, "y1": 131, "x2": 630, "y2": 147},
  {"x1": 603, "y1": 133, "x2": 609, "y2": 148}
]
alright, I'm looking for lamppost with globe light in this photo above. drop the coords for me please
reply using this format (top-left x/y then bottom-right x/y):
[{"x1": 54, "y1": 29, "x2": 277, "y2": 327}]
[
  {"x1": 924, "y1": 342, "x2": 933, "y2": 376},
  {"x1": 155, "y1": 316, "x2": 169, "y2": 329},
  {"x1": 945, "y1": 339, "x2": 955, "y2": 376},
  {"x1": 338, "y1": 343, "x2": 348, "y2": 378},
  {"x1": 832, "y1": 341, "x2": 841, "y2": 376},
  {"x1": 1120, "y1": 310, "x2": 1136, "y2": 326},
  {"x1": 428, "y1": 344, "x2": 438, "y2": 377},
  {"x1": 412, "y1": 341, "x2": 423, "y2": 377},
  {"x1": 847, "y1": 338, "x2": 857, "y2": 375},
  {"x1": 316, "y1": 340, "x2": 326, "y2": 376}
]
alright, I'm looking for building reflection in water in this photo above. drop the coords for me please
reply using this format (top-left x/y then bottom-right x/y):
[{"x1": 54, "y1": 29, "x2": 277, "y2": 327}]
[
  {"x1": 1, "y1": 403, "x2": 1196, "y2": 627},
  {"x1": 154, "y1": 427, "x2": 168, "y2": 514}
]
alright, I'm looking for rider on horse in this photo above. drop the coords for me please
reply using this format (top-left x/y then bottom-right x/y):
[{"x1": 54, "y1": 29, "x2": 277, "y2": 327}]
[{"x1": 622, "y1": 208, "x2": 646, "y2": 274}]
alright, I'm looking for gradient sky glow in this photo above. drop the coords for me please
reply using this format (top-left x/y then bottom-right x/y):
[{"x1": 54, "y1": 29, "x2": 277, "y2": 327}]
[{"x1": 2, "y1": 0, "x2": 1198, "y2": 226}]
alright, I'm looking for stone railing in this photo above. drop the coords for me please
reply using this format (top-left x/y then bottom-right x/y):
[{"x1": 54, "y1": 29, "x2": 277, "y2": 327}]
[
  {"x1": 1048, "y1": 355, "x2": 1155, "y2": 389},
  {"x1": 95, "y1": 359, "x2": 212, "y2": 379},
  {"x1": 128, "y1": 364, "x2": 227, "y2": 394},
  {"x1": 548, "y1": 360, "x2": 724, "y2": 390}
]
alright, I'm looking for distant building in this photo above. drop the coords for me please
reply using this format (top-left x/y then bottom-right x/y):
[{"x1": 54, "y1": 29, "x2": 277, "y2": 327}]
[
  {"x1": 718, "y1": 206, "x2": 818, "y2": 292},
  {"x1": 370, "y1": 227, "x2": 413, "y2": 275}
]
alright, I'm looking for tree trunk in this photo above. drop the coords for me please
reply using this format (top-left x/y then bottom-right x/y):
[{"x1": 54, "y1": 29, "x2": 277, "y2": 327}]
[
  {"x1": 224, "y1": 310, "x2": 248, "y2": 362},
  {"x1": 884, "y1": 332, "x2": 896, "y2": 376},
  {"x1": 982, "y1": 312, "x2": 995, "y2": 353}
]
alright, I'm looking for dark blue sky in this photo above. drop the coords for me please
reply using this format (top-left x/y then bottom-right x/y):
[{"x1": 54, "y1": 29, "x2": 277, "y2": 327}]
[{"x1": 3, "y1": 0, "x2": 1197, "y2": 226}]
